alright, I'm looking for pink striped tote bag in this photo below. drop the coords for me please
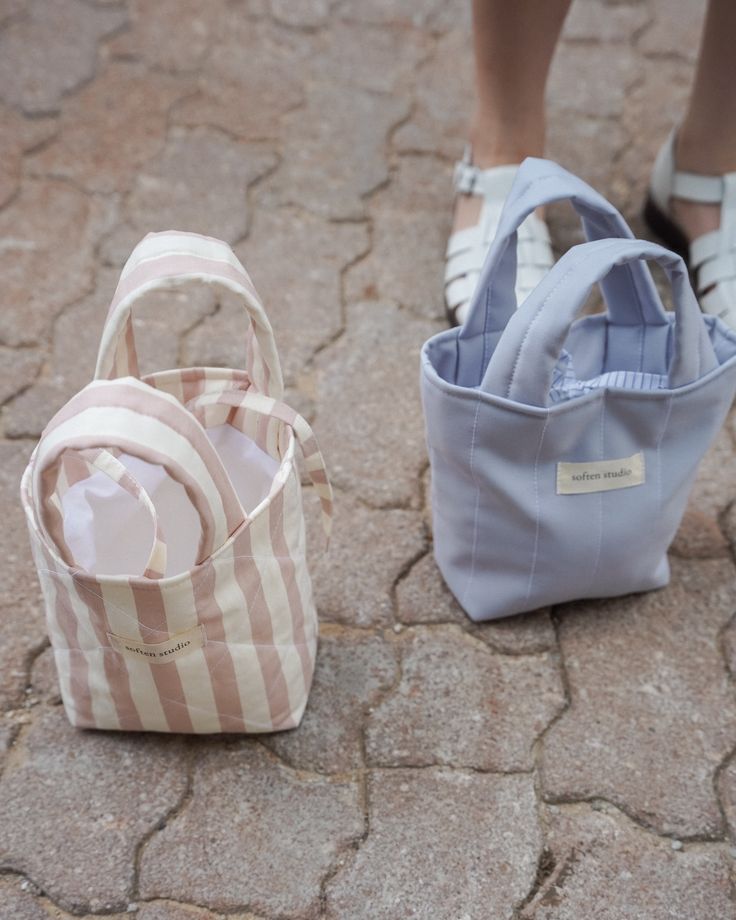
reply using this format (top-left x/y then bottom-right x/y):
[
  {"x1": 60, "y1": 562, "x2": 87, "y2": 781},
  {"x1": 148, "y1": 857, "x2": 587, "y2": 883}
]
[{"x1": 21, "y1": 231, "x2": 333, "y2": 734}]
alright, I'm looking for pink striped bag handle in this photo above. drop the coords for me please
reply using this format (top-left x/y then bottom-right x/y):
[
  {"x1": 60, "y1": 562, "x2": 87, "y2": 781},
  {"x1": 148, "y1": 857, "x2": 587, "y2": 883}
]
[
  {"x1": 34, "y1": 377, "x2": 247, "y2": 567},
  {"x1": 94, "y1": 231, "x2": 284, "y2": 399},
  {"x1": 45, "y1": 447, "x2": 168, "y2": 578},
  {"x1": 187, "y1": 388, "x2": 334, "y2": 542}
]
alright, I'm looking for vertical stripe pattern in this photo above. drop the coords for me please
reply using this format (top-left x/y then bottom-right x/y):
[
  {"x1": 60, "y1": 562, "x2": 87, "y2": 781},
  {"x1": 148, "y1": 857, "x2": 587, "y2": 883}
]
[{"x1": 20, "y1": 232, "x2": 330, "y2": 734}]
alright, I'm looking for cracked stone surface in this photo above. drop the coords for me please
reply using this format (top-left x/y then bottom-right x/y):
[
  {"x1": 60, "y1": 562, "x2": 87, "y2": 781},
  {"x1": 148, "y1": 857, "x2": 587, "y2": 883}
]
[
  {"x1": 263, "y1": 629, "x2": 398, "y2": 773},
  {"x1": 397, "y1": 551, "x2": 557, "y2": 654},
  {"x1": 0, "y1": 707, "x2": 188, "y2": 913},
  {"x1": 522, "y1": 804, "x2": 735, "y2": 920},
  {"x1": 27, "y1": 63, "x2": 189, "y2": 194},
  {"x1": 325, "y1": 769, "x2": 541, "y2": 920},
  {"x1": 139, "y1": 744, "x2": 363, "y2": 917},
  {"x1": 541, "y1": 558, "x2": 736, "y2": 839},
  {"x1": 308, "y1": 491, "x2": 427, "y2": 626},
  {"x1": 2, "y1": 3, "x2": 736, "y2": 918},
  {"x1": 366, "y1": 625, "x2": 565, "y2": 771},
  {"x1": 313, "y1": 301, "x2": 440, "y2": 506},
  {"x1": 0, "y1": 877, "x2": 49, "y2": 920}
]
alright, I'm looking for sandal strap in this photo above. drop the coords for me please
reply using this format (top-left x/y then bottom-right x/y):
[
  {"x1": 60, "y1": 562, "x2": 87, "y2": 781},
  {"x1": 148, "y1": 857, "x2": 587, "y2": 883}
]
[
  {"x1": 672, "y1": 170, "x2": 726, "y2": 204},
  {"x1": 453, "y1": 159, "x2": 520, "y2": 198}
]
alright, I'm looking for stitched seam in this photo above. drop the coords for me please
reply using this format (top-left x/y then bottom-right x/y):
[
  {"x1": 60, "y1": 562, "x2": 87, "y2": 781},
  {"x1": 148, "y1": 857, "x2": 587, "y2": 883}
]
[
  {"x1": 460, "y1": 396, "x2": 484, "y2": 609},
  {"x1": 586, "y1": 393, "x2": 606, "y2": 592},
  {"x1": 525, "y1": 414, "x2": 550, "y2": 602},
  {"x1": 654, "y1": 394, "x2": 674, "y2": 550}
]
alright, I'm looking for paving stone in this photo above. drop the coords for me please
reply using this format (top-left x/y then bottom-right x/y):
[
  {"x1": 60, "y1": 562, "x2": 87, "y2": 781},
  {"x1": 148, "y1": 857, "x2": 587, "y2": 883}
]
[
  {"x1": 28, "y1": 63, "x2": 188, "y2": 194},
  {"x1": 0, "y1": 179, "x2": 115, "y2": 347},
  {"x1": 137, "y1": 903, "x2": 250, "y2": 920},
  {"x1": 325, "y1": 768, "x2": 541, "y2": 920},
  {"x1": 366, "y1": 625, "x2": 565, "y2": 770},
  {"x1": 548, "y1": 44, "x2": 640, "y2": 123},
  {"x1": 109, "y1": 0, "x2": 222, "y2": 72},
  {"x1": 313, "y1": 301, "x2": 440, "y2": 506},
  {"x1": 541, "y1": 557, "x2": 736, "y2": 838},
  {"x1": 521, "y1": 804, "x2": 735, "y2": 920},
  {"x1": 392, "y1": 28, "x2": 470, "y2": 160},
  {"x1": 229, "y1": 208, "x2": 368, "y2": 385},
  {"x1": 397, "y1": 553, "x2": 557, "y2": 654},
  {"x1": 345, "y1": 156, "x2": 450, "y2": 320},
  {"x1": 337, "y1": 0, "x2": 446, "y2": 28},
  {"x1": 0, "y1": 0, "x2": 25, "y2": 27},
  {"x1": 309, "y1": 20, "x2": 431, "y2": 95},
  {"x1": 561, "y1": 0, "x2": 651, "y2": 43},
  {"x1": 688, "y1": 425, "x2": 736, "y2": 519},
  {"x1": 139, "y1": 743, "x2": 363, "y2": 917},
  {"x1": 28, "y1": 646, "x2": 60, "y2": 707},
  {"x1": 716, "y1": 754, "x2": 736, "y2": 842},
  {"x1": 0, "y1": 707, "x2": 188, "y2": 913},
  {"x1": 101, "y1": 130, "x2": 277, "y2": 265},
  {"x1": 616, "y1": 58, "x2": 693, "y2": 212},
  {"x1": 0, "y1": 441, "x2": 47, "y2": 710},
  {"x1": 263, "y1": 629, "x2": 398, "y2": 772},
  {"x1": 669, "y1": 507, "x2": 730, "y2": 559},
  {"x1": 308, "y1": 491, "x2": 426, "y2": 627},
  {"x1": 171, "y1": 16, "x2": 304, "y2": 140},
  {"x1": 0, "y1": 877, "x2": 48, "y2": 920},
  {"x1": 272, "y1": 84, "x2": 408, "y2": 219},
  {"x1": 546, "y1": 112, "x2": 628, "y2": 206},
  {"x1": 0, "y1": 717, "x2": 19, "y2": 773},
  {"x1": 0, "y1": 104, "x2": 57, "y2": 209},
  {"x1": 0, "y1": 0, "x2": 127, "y2": 114},
  {"x1": 0, "y1": 347, "x2": 43, "y2": 406},
  {"x1": 638, "y1": 0, "x2": 707, "y2": 62},
  {"x1": 270, "y1": 0, "x2": 331, "y2": 29}
]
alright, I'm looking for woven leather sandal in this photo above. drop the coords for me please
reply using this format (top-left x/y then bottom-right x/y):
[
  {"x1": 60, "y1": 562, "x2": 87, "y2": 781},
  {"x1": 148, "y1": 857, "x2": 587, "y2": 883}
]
[
  {"x1": 444, "y1": 149, "x2": 554, "y2": 326},
  {"x1": 645, "y1": 130, "x2": 736, "y2": 329}
]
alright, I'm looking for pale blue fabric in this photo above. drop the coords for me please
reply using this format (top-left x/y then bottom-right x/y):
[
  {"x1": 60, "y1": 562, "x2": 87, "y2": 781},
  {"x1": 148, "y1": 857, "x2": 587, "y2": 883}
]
[{"x1": 421, "y1": 158, "x2": 736, "y2": 621}]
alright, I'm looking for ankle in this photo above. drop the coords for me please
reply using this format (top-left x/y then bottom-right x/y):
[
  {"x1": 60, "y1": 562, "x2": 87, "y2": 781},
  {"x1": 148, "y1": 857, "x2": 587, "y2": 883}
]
[
  {"x1": 469, "y1": 115, "x2": 544, "y2": 169},
  {"x1": 676, "y1": 124, "x2": 736, "y2": 176}
]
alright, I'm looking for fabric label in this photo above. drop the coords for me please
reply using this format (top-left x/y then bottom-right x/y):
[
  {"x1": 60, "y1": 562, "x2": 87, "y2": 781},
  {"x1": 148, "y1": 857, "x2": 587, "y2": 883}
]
[
  {"x1": 107, "y1": 624, "x2": 205, "y2": 664},
  {"x1": 557, "y1": 452, "x2": 645, "y2": 495}
]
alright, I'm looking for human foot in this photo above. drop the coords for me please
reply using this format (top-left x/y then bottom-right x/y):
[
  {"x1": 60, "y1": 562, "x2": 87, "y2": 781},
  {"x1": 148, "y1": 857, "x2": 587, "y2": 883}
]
[
  {"x1": 445, "y1": 149, "x2": 554, "y2": 327},
  {"x1": 646, "y1": 130, "x2": 736, "y2": 327}
]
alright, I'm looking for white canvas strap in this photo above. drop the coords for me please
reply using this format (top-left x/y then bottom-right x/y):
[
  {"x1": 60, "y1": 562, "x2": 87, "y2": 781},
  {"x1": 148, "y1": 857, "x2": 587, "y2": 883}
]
[
  {"x1": 34, "y1": 377, "x2": 247, "y2": 566},
  {"x1": 187, "y1": 388, "x2": 334, "y2": 543},
  {"x1": 95, "y1": 232, "x2": 284, "y2": 399},
  {"x1": 46, "y1": 447, "x2": 168, "y2": 578}
]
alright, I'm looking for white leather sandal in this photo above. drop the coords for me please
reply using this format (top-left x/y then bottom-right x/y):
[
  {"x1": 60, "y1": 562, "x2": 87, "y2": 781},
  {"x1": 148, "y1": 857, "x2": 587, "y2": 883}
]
[
  {"x1": 444, "y1": 150, "x2": 554, "y2": 327},
  {"x1": 645, "y1": 130, "x2": 736, "y2": 328}
]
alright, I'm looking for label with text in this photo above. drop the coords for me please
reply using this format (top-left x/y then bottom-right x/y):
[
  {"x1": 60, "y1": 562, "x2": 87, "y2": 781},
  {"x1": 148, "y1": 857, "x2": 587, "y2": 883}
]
[
  {"x1": 107, "y1": 624, "x2": 205, "y2": 663},
  {"x1": 557, "y1": 452, "x2": 645, "y2": 495}
]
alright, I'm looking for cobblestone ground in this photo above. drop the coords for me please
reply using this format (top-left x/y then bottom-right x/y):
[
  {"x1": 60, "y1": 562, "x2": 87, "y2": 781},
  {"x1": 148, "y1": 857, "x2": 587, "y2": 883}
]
[{"x1": 1, "y1": 1, "x2": 735, "y2": 918}]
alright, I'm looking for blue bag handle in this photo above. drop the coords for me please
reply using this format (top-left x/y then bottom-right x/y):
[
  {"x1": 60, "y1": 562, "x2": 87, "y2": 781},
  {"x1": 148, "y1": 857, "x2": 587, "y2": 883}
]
[
  {"x1": 481, "y1": 237, "x2": 719, "y2": 406},
  {"x1": 459, "y1": 158, "x2": 670, "y2": 375}
]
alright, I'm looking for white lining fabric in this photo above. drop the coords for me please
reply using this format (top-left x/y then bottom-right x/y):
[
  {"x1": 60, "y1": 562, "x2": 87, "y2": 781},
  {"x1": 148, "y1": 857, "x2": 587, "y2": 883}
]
[{"x1": 61, "y1": 425, "x2": 280, "y2": 577}]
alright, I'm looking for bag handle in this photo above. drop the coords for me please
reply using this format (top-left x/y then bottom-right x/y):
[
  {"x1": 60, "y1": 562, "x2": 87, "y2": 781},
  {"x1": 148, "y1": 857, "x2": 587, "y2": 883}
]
[
  {"x1": 43, "y1": 447, "x2": 168, "y2": 579},
  {"x1": 481, "y1": 237, "x2": 719, "y2": 406},
  {"x1": 186, "y1": 388, "x2": 334, "y2": 543},
  {"x1": 34, "y1": 377, "x2": 247, "y2": 564},
  {"x1": 460, "y1": 158, "x2": 669, "y2": 350},
  {"x1": 94, "y1": 231, "x2": 284, "y2": 400}
]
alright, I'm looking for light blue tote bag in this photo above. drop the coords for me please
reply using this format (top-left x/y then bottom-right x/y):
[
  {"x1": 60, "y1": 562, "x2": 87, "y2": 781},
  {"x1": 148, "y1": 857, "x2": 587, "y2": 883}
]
[{"x1": 421, "y1": 158, "x2": 736, "y2": 621}]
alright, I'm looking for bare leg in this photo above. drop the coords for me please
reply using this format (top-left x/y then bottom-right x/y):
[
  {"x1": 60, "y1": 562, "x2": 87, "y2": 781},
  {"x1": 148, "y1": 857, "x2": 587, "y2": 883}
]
[
  {"x1": 671, "y1": 0, "x2": 736, "y2": 239},
  {"x1": 455, "y1": 0, "x2": 572, "y2": 232}
]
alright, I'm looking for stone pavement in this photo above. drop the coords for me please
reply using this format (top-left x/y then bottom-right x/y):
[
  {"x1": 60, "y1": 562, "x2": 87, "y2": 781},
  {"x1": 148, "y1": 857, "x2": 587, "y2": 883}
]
[{"x1": 1, "y1": 0, "x2": 735, "y2": 917}]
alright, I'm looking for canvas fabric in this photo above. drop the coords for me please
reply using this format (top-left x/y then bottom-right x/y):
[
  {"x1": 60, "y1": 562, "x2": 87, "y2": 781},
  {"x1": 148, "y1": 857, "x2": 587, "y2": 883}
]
[
  {"x1": 421, "y1": 158, "x2": 736, "y2": 621},
  {"x1": 21, "y1": 231, "x2": 333, "y2": 733}
]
